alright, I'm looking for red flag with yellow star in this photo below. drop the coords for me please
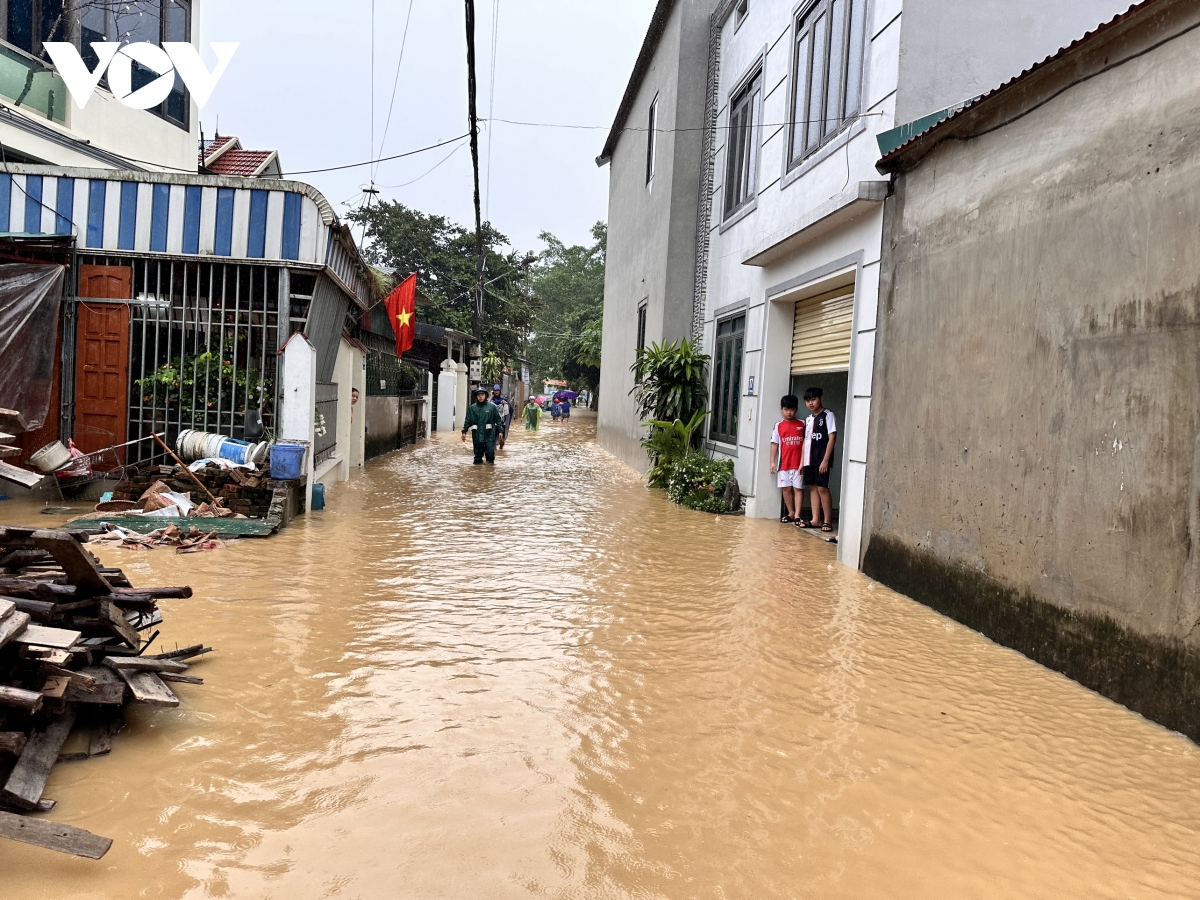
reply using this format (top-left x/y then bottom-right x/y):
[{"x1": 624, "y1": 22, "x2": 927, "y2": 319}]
[{"x1": 384, "y1": 273, "x2": 417, "y2": 356}]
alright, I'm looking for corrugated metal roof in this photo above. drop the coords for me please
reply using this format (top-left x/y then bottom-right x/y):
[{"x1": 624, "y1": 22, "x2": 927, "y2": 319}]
[{"x1": 877, "y1": 0, "x2": 1162, "y2": 170}]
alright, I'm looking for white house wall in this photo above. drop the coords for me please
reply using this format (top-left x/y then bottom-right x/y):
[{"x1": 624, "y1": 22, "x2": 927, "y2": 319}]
[{"x1": 703, "y1": 0, "x2": 901, "y2": 568}]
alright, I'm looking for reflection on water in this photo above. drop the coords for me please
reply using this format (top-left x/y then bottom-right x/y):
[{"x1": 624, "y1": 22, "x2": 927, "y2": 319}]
[{"x1": 2, "y1": 413, "x2": 1199, "y2": 899}]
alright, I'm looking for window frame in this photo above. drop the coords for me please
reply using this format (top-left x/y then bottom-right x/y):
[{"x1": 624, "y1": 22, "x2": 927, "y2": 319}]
[
  {"x1": 733, "y1": 0, "x2": 749, "y2": 31},
  {"x1": 722, "y1": 66, "x2": 763, "y2": 221},
  {"x1": 646, "y1": 94, "x2": 657, "y2": 186},
  {"x1": 634, "y1": 300, "x2": 648, "y2": 383},
  {"x1": 709, "y1": 313, "x2": 746, "y2": 446},
  {"x1": 0, "y1": 0, "x2": 194, "y2": 130},
  {"x1": 787, "y1": 0, "x2": 866, "y2": 169}
]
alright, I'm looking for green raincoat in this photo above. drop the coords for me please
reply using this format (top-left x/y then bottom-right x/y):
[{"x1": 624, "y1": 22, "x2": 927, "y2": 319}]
[{"x1": 463, "y1": 399, "x2": 504, "y2": 463}]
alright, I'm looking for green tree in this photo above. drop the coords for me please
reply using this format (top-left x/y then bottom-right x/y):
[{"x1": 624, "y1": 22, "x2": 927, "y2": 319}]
[
  {"x1": 348, "y1": 201, "x2": 538, "y2": 364},
  {"x1": 528, "y1": 223, "x2": 606, "y2": 395}
]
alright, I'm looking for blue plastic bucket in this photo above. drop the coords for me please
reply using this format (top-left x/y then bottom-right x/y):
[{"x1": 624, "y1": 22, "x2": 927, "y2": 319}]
[
  {"x1": 311, "y1": 483, "x2": 326, "y2": 510},
  {"x1": 269, "y1": 442, "x2": 307, "y2": 480},
  {"x1": 218, "y1": 441, "x2": 250, "y2": 465}
]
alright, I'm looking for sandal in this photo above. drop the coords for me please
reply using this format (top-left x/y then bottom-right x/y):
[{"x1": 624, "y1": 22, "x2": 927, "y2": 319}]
[
  {"x1": 780, "y1": 515, "x2": 793, "y2": 524},
  {"x1": 795, "y1": 520, "x2": 814, "y2": 528},
  {"x1": 821, "y1": 523, "x2": 834, "y2": 533}
]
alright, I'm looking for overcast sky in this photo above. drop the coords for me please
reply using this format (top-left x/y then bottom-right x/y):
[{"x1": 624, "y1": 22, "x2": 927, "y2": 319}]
[{"x1": 200, "y1": 0, "x2": 656, "y2": 254}]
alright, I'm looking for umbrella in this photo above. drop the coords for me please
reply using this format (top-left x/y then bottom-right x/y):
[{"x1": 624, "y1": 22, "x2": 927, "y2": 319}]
[{"x1": 554, "y1": 390, "x2": 578, "y2": 401}]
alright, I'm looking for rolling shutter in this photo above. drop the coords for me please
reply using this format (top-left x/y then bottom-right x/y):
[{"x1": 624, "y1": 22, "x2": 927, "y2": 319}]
[{"x1": 791, "y1": 289, "x2": 854, "y2": 374}]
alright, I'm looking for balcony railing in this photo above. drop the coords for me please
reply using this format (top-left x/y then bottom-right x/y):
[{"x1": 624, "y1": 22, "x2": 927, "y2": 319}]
[{"x1": 0, "y1": 42, "x2": 66, "y2": 124}]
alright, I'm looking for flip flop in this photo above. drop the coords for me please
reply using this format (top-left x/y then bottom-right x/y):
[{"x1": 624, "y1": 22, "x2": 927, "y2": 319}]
[
  {"x1": 781, "y1": 515, "x2": 793, "y2": 523},
  {"x1": 795, "y1": 520, "x2": 814, "y2": 528},
  {"x1": 821, "y1": 523, "x2": 834, "y2": 533}
]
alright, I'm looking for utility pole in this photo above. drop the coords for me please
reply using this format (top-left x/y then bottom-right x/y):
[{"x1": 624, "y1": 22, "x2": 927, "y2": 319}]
[{"x1": 464, "y1": 0, "x2": 484, "y2": 342}]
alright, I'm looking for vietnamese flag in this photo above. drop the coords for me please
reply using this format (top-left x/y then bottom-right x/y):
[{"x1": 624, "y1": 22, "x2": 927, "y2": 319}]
[{"x1": 384, "y1": 273, "x2": 417, "y2": 356}]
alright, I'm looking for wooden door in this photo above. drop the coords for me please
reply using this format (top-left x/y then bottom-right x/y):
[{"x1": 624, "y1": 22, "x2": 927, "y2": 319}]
[
  {"x1": 75, "y1": 266, "x2": 132, "y2": 460},
  {"x1": 79, "y1": 265, "x2": 133, "y2": 302}
]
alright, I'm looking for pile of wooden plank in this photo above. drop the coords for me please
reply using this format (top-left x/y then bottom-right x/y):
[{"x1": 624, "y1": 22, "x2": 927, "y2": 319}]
[
  {"x1": 0, "y1": 524, "x2": 209, "y2": 859},
  {"x1": 112, "y1": 462, "x2": 277, "y2": 519}
]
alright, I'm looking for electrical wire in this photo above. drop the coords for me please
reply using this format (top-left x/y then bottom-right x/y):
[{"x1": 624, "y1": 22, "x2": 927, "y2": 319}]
[
  {"x1": 378, "y1": 138, "x2": 468, "y2": 189},
  {"x1": 484, "y1": 0, "x2": 500, "y2": 222},
  {"x1": 0, "y1": 142, "x2": 79, "y2": 238},
  {"x1": 375, "y1": 0, "x2": 417, "y2": 182},
  {"x1": 281, "y1": 134, "x2": 471, "y2": 176},
  {"x1": 485, "y1": 110, "x2": 886, "y2": 133}
]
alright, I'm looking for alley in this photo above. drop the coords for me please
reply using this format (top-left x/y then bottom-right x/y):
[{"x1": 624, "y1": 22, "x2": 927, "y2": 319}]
[{"x1": 3, "y1": 415, "x2": 1199, "y2": 898}]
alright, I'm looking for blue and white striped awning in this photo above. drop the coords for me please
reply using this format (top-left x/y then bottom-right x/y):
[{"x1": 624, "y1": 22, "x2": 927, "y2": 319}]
[{"x1": 0, "y1": 165, "x2": 372, "y2": 307}]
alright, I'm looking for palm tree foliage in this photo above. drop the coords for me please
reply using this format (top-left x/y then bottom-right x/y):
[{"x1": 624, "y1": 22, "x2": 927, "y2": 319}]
[{"x1": 630, "y1": 338, "x2": 710, "y2": 424}]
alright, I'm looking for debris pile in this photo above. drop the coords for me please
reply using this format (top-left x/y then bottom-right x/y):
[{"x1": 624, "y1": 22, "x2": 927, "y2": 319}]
[
  {"x1": 111, "y1": 462, "x2": 276, "y2": 519},
  {"x1": 0, "y1": 525, "x2": 209, "y2": 859}
]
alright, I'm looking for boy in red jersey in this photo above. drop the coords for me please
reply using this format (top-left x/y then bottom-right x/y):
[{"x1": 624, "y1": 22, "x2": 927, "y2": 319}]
[{"x1": 769, "y1": 394, "x2": 805, "y2": 523}]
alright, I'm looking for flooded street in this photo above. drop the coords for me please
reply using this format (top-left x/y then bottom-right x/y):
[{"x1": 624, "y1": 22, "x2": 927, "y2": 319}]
[{"x1": 3, "y1": 414, "x2": 1200, "y2": 899}]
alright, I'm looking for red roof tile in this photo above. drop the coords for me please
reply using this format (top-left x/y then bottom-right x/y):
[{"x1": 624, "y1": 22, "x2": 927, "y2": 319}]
[{"x1": 207, "y1": 150, "x2": 275, "y2": 176}]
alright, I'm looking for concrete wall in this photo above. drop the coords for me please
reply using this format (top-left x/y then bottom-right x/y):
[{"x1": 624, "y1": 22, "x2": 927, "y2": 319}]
[
  {"x1": 598, "y1": 0, "x2": 717, "y2": 472},
  {"x1": 897, "y1": 0, "x2": 1137, "y2": 123},
  {"x1": 365, "y1": 396, "x2": 400, "y2": 460},
  {"x1": 895, "y1": 0, "x2": 1134, "y2": 123},
  {"x1": 867, "y1": 2, "x2": 1200, "y2": 737}
]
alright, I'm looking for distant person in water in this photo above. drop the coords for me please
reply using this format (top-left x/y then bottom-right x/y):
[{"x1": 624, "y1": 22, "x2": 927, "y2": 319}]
[
  {"x1": 524, "y1": 397, "x2": 541, "y2": 430},
  {"x1": 461, "y1": 387, "x2": 503, "y2": 464},
  {"x1": 560, "y1": 397, "x2": 571, "y2": 420},
  {"x1": 550, "y1": 400, "x2": 563, "y2": 422}
]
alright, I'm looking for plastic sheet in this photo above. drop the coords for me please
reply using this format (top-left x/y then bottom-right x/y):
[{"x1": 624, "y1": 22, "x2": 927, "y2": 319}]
[{"x1": 0, "y1": 263, "x2": 65, "y2": 429}]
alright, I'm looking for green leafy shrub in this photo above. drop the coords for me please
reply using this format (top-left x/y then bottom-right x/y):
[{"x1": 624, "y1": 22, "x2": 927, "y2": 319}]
[
  {"x1": 642, "y1": 409, "x2": 708, "y2": 488},
  {"x1": 630, "y1": 338, "x2": 709, "y2": 424},
  {"x1": 664, "y1": 451, "x2": 734, "y2": 510}
]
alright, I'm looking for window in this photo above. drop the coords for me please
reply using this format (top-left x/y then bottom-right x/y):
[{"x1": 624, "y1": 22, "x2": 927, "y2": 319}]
[
  {"x1": 646, "y1": 96, "x2": 657, "y2": 185},
  {"x1": 710, "y1": 314, "x2": 745, "y2": 445},
  {"x1": 789, "y1": 0, "x2": 865, "y2": 165},
  {"x1": 723, "y1": 70, "x2": 761, "y2": 219},
  {"x1": 4, "y1": 0, "x2": 193, "y2": 129},
  {"x1": 635, "y1": 300, "x2": 648, "y2": 382},
  {"x1": 734, "y1": 0, "x2": 748, "y2": 30}
]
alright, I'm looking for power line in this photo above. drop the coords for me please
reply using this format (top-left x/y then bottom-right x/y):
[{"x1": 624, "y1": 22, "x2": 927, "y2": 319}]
[
  {"x1": 280, "y1": 135, "x2": 471, "y2": 176},
  {"x1": 484, "y1": 110, "x2": 887, "y2": 133},
  {"x1": 378, "y1": 139, "x2": 467, "y2": 189},
  {"x1": 376, "y1": 0, "x2": 418, "y2": 181},
  {"x1": 484, "y1": 0, "x2": 500, "y2": 221}
]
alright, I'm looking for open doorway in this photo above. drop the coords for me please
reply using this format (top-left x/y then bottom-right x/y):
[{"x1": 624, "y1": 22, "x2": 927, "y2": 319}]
[{"x1": 788, "y1": 371, "x2": 848, "y2": 526}]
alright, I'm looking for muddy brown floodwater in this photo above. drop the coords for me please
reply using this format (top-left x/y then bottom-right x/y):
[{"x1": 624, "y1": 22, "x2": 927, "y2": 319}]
[{"x1": 2, "y1": 413, "x2": 1200, "y2": 898}]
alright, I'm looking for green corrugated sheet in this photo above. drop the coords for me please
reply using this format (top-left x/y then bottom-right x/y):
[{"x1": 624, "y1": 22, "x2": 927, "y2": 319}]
[
  {"x1": 876, "y1": 98, "x2": 979, "y2": 158},
  {"x1": 66, "y1": 515, "x2": 276, "y2": 537}
]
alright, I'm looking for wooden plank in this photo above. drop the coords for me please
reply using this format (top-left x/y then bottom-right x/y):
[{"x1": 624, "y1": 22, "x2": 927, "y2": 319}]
[
  {"x1": 0, "y1": 809, "x2": 112, "y2": 859},
  {"x1": 29, "y1": 531, "x2": 111, "y2": 596},
  {"x1": 124, "y1": 608, "x2": 164, "y2": 632},
  {"x1": 0, "y1": 598, "x2": 13, "y2": 621},
  {"x1": 40, "y1": 676, "x2": 70, "y2": 700},
  {"x1": 0, "y1": 462, "x2": 43, "y2": 489},
  {"x1": 2, "y1": 707, "x2": 76, "y2": 808},
  {"x1": 149, "y1": 644, "x2": 212, "y2": 661},
  {"x1": 0, "y1": 431, "x2": 15, "y2": 443},
  {"x1": 0, "y1": 685, "x2": 42, "y2": 712},
  {"x1": 0, "y1": 610, "x2": 29, "y2": 649},
  {"x1": 114, "y1": 669, "x2": 179, "y2": 707},
  {"x1": 0, "y1": 732, "x2": 26, "y2": 756},
  {"x1": 15, "y1": 624, "x2": 82, "y2": 650},
  {"x1": 99, "y1": 601, "x2": 140, "y2": 648},
  {"x1": 158, "y1": 673, "x2": 203, "y2": 685},
  {"x1": 0, "y1": 446, "x2": 20, "y2": 459},
  {"x1": 0, "y1": 409, "x2": 30, "y2": 432},
  {"x1": 7, "y1": 597, "x2": 57, "y2": 622},
  {"x1": 103, "y1": 656, "x2": 188, "y2": 674},
  {"x1": 64, "y1": 667, "x2": 125, "y2": 705}
]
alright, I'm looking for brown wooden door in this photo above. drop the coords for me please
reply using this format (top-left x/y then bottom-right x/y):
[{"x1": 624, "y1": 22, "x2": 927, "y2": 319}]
[
  {"x1": 75, "y1": 303, "x2": 130, "y2": 459},
  {"x1": 79, "y1": 265, "x2": 132, "y2": 301}
]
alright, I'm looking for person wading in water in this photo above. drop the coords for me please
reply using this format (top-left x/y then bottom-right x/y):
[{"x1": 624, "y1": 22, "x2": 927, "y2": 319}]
[{"x1": 462, "y1": 387, "x2": 504, "y2": 464}]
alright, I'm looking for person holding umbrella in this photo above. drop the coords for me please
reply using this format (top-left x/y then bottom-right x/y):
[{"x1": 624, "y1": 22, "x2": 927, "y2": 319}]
[{"x1": 462, "y1": 387, "x2": 504, "y2": 464}]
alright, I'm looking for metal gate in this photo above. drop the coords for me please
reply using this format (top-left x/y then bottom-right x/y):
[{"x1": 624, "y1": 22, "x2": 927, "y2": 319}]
[{"x1": 86, "y1": 256, "x2": 283, "y2": 464}]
